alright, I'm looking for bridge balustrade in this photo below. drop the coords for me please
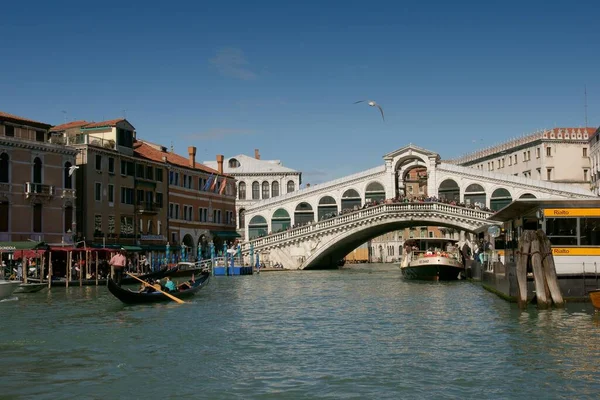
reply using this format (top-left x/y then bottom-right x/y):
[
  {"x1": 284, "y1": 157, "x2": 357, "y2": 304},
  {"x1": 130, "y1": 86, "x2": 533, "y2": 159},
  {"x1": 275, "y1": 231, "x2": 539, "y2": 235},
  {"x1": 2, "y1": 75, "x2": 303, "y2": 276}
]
[{"x1": 242, "y1": 202, "x2": 493, "y2": 251}]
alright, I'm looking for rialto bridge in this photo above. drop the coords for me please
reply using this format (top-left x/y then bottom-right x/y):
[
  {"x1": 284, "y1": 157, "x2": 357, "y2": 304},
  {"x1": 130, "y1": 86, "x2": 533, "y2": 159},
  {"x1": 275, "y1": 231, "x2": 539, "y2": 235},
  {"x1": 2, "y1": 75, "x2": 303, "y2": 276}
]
[{"x1": 240, "y1": 145, "x2": 596, "y2": 269}]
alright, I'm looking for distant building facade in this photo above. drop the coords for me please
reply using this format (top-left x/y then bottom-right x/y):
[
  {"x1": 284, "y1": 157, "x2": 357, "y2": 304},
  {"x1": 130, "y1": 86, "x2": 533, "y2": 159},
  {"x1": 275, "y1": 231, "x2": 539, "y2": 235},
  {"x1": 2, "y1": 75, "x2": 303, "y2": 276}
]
[
  {"x1": 446, "y1": 127, "x2": 595, "y2": 189},
  {"x1": 0, "y1": 111, "x2": 77, "y2": 244},
  {"x1": 590, "y1": 126, "x2": 600, "y2": 195},
  {"x1": 204, "y1": 149, "x2": 302, "y2": 234},
  {"x1": 51, "y1": 119, "x2": 169, "y2": 259},
  {"x1": 136, "y1": 142, "x2": 237, "y2": 260}
]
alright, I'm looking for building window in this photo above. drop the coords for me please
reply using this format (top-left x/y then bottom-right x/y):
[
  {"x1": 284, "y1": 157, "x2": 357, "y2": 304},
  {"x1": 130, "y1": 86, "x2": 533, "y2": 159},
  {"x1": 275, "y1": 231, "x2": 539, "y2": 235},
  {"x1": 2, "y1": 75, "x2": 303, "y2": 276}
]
[
  {"x1": 156, "y1": 193, "x2": 163, "y2": 207},
  {"x1": 157, "y1": 221, "x2": 161, "y2": 235},
  {"x1": 120, "y1": 187, "x2": 134, "y2": 204},
  {"x1": 136, "y1": 164, "x2": 144, "y2": 179},
  {"x1": 95, "y1": 154, "x2": 102, "y2": 170},
  {"x1": 0, "y1": 153, "x2": 9, "y2": 183},
  {"x1": 546, "y1": 147, "x2": 551, "y2": 157},
  {"x1": 238, "y1": 182, "x2": 246, "y2": 199},
  {"x1": 546, "y1": 168, "x2": 552, "y2": 180},
  {"x1": 584, "y1": 169, "x2": 588, "y2": 181},
  {"x1": 536, "y1": 148, "x2": 540, "y2": 158},
  {"x1": 120, "y1": 216, "x2": 134, "y2": 237},
  {"x1": 156, "y1": 168, "x2": 163, "y2": 182},
  {"x1": 33, "y1": 157, "x2": 42, "y2": 184},
  {"x1": 262, "y1": 182, "x2": 270, "y2": 199},
  {"x1": 252, "y1": 181, "x2": 260, "y2": 199},
  {"x1": 108, "y1": 157, "x2": 115, "y2": 173},
  {"x1": 95, "y1": 183, "x2": 102, "y2": 201},
  {"x1": 120, "y1": 160, "x2": 127, "y2": 175},
  {"x1": 272, "y1": 181, "x2": 279, "y2": 197},
  {"x1": 64, "y1": 162, "x2": 73, "y2": 189},
  {"x1": 108, "y1": 184, "x2": 114, "y2": 203},
  {"x1": 514, "y1": 154, "x2": 518, "y2": 164},
  {"x1": 0, "y1": 201, "x2": 8, "y2": 231},
  {"x1": 136, "y1": 189, "x2": 144, "y2": 205},
  {"x1": 64, "y1": 205, "x2": 73, "y2": 233},
  {"x1": 169, "y1": 203, "x2": 174, "y2": 219},
  {"x1": 36, "y1": 131, "x2": 45, "y2": 142},
  {"x1": 583, "y1": 148, "x2": 588, "y2": 157},
  {"x1": 4, "y1": 125, "x2": 14, "y2": 137},
  {"x1": 146, "y1": 166, "x2": 153, "y2": 181},
  {"x1": 175, "y1": 204, "x2": 179, "y2": 219},
  {"x1": 33, "y1": 203, "x2": 42, "y2": 233},
  {"x1": 108, "y1": 216, "x2": 115, "y2": 235},
  {"x1": 228, "y1": 158, "x2": 240, "y2": 168},
  {"x1": 287, "y1": 180, "x2": 295, "y2": 193}
]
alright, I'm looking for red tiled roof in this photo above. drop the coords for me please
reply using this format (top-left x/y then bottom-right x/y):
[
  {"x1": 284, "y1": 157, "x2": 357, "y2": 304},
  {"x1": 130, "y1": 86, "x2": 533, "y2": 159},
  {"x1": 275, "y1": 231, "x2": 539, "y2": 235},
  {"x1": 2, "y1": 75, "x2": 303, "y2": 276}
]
[
  {"x1": 51, "y1": 120, "x2": 90, "y2": 131},
  {"x1": 134, "y1": 141, "x2": 228, "y2": 177},
  {"x1": 0, "y1": 111, "x2": 51, "y2": 127},
  {"x1": 83, "y1": 118, "x2": 127, "y2": 129}
]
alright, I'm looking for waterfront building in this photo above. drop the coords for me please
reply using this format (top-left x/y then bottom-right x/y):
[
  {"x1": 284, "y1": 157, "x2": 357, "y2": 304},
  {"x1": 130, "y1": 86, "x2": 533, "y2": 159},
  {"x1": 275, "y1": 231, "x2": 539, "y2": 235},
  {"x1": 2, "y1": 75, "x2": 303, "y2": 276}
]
[
  {"x1": 0, "y1": 111, "x2": 77, "y2": 244},
  {"x1": 135, "y1": 142, "x2": 237, "y2": 260},
  {"x1": 50, "y1": 119, "x2": 169, "y2": 262},
  {"x1": 590, "y1": 126, "x2": 600, "y2": 195},
  {"x1": 203, "y1": 149, "x2": 302, "y2": 234},
  {"x1": 446, "y1": 127, "x2": 596, "y2": 190}
]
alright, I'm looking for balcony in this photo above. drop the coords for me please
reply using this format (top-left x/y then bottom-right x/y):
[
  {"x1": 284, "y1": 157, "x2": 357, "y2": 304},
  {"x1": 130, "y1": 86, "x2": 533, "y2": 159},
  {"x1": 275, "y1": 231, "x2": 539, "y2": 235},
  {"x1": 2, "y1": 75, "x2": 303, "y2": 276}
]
[
  {"x1": 61, "y1": 188, "x2": 76, "y2": 199},
  {"x1": 71, "y1": 135, "x2": 116, "y2": 150},
  {"x1": 137, "y1": 202, "x2": 162, "y2": 214},
  {"x1": 25, "y1": 182, "x2": 55, "y2": 198}
]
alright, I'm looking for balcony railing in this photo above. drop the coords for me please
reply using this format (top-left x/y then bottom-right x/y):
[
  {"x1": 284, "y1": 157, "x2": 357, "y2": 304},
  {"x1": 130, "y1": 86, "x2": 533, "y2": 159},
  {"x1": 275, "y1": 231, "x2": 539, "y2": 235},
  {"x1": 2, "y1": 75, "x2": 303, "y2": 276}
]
[
  {"x1": 61, "y1": 188, "x2": 76, "y2": 199},
  {"x1": 25, "y1": 182, "x2": 55, "y2": 197},
  {"x1": 137, "y1": 202, "x2": 162, "y2": 213},
  {"x1": 71, "y1": 135, "x2": 116, "y2": 150}
]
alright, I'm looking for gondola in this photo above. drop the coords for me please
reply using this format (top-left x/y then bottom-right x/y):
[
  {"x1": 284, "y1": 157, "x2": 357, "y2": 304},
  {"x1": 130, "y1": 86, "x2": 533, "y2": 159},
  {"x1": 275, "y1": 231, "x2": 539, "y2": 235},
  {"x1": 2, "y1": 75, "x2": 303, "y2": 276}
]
[
  {"x1": 107, "y1": 272, "x2": 210, "y2": 304},
  {"x1": 120, "y1": 265, "x2": 175, "y2": 285}
]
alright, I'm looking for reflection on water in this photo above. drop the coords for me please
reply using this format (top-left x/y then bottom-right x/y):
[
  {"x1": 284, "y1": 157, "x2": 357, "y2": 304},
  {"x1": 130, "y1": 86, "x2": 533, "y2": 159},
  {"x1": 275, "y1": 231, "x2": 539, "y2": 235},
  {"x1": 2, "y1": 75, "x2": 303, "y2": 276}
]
[{"x1": 1, "y1": 264, "x2": 599, "y2": 399}]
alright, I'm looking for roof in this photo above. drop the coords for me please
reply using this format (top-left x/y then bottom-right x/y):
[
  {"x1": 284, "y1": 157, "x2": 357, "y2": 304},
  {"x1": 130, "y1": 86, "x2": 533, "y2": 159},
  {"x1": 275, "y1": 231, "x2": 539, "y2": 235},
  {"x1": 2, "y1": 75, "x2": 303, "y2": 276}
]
[
  {"x1": 489, "y1": 199, "x2": 600, "y2": 222},
  {"x1": 134, "y1": 141, "x2": 226, "y2": 176},
  {"x1": 83, "y1": 119, "x2": 128, "y2": 129},
  {"x1": 51, "y1": 120, "x2": 90, "y2": 131},
  {"x1": 0, "y1": 111, "x2": 51, "y2": 128},
  {"x1": 203, "y1": 154, "x2": 300, "y2": 174}
]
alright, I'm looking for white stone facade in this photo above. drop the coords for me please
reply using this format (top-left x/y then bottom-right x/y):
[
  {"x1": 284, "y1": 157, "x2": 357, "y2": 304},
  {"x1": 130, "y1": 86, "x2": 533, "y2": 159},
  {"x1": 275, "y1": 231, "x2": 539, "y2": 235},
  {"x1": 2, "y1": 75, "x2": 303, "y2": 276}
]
[{"x1": 590, "y1": 127, "x2": 600, "y2": 195}]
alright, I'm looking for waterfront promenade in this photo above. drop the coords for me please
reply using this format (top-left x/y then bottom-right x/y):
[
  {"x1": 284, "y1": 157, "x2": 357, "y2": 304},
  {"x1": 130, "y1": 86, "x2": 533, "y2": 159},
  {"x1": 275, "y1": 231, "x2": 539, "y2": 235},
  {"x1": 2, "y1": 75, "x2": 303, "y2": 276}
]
[{"x1": 1, "y1": 264, "x2": 599, "y2": 399}]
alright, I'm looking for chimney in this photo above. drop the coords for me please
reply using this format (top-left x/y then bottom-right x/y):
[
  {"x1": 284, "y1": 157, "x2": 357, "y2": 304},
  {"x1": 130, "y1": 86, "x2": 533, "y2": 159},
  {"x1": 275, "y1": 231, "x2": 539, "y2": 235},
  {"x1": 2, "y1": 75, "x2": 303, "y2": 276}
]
[
  {"x1": 188, "y1": 146, "x2": 196, "y2": 168},
  {"x1": 217, "y1": 154, "x2": 224, "y2": 174},
  {"x1": 254, "y1": 148, "x2": 260, "y2": 160}
]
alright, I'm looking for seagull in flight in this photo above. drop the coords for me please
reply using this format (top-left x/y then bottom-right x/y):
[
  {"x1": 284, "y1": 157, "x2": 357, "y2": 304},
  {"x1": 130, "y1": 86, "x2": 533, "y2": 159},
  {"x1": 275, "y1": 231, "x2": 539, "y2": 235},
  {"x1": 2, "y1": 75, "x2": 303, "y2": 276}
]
[
  {"x1": 354, "y1": 100, "x2": 385, "y2": 121},
  {"x1": 68, "y1": 165, "x2": 79, "y2": 177}
]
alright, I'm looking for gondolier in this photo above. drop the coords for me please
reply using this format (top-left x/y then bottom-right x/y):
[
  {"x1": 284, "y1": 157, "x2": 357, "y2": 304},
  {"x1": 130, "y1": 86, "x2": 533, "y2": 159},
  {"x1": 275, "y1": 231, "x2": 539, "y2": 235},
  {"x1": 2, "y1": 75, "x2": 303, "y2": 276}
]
[{"x1": 109, "y1": 251, "x2": 127, "y2": 286}]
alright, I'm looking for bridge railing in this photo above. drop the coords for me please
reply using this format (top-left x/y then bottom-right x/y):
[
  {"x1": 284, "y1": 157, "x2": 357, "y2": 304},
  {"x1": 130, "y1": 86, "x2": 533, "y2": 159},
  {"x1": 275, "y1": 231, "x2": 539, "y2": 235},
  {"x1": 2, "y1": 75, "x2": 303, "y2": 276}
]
[{"x1": 242, "y1": 202, "x2": 493, "y2": 251}]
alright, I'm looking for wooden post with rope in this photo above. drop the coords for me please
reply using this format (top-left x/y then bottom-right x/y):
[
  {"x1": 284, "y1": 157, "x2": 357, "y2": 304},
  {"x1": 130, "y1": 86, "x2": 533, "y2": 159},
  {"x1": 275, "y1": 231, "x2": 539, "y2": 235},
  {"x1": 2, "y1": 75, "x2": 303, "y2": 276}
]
[{"x1": 516, "y1": 229, "x2": 564, "y2": 309}]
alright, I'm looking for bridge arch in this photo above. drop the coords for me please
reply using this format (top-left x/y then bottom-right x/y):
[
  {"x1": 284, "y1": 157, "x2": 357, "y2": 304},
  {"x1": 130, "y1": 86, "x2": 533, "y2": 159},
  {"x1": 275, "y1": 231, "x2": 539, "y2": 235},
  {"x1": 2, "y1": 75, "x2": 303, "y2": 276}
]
[
  {"x1": 438, "y1": 178, "x2": 460, "y2": 201},
  {"x1": 341, "y1": 189, "x2": 361, "y2": 212},
  {"x1": 318, "y1": 196, "x2": 338, "y2": 220},
  {"x1": 294, "y1": 202, "x2": 314, "y2": 226},
  {"x1": 490, "y1": 187, "x2": 512, "y2": 211},
  {"x1": 248, "y1": 215, "x2": 268, "y2": 239},
  {"x1": 365, "y1": 181, "x2": 385, "y2": 203},
  {"x1": 519, "y1": 193, "x2": 537, "y2": 199},
  {"x1": 271, "y1": 208, "x2": 291, "y2": 233},
  {"x1": 464, "y1": 183, "x2": 486, "y2": 207}
]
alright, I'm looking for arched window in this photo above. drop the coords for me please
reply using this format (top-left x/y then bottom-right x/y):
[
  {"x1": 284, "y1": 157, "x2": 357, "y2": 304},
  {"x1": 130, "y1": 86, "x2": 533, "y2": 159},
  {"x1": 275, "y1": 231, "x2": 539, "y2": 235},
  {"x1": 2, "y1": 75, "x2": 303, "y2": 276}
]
[
  {"x1": 0, "y1": 153, "x2": 8, "y2": 183},
  {"x1": 228, "y1": 158, "x2": 240, "y2": 168},
  {"x1": 262, "y1": 181, "x2": 270, "y2": 199},
  {"x1": 33, "y1": 157, "x2": 42, "y2": 184},
  {"x1": 64, "y1": 162, "x2": 73, "y2": 189},
  {"x1": 287, "y1": 180, "x2": 295, "y2": 193},
  {"x1": 271, "y1": 181, "x2": 279, "y2": 197},
  {"x1": 252, "y1": 181, "x2": 260, "y2": 199},
  {"x1": 238, "y1": 182, "x2": 246, "y2": 200}
]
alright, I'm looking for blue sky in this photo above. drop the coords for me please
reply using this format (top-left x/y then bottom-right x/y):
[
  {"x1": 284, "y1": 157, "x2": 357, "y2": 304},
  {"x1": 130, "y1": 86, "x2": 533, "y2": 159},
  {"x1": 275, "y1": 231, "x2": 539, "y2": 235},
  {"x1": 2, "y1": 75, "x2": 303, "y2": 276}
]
[{"x1": 2, "y1": 0, "x2": 599, "y2": 185}]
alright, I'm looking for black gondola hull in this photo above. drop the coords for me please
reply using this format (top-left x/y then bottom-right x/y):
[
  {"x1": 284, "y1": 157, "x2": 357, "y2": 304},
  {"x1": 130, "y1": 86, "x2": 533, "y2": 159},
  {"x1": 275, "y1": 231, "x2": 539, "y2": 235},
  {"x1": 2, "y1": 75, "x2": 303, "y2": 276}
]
[{"x1": 108, "y1": 273, "x2": 210, "y2": 304}]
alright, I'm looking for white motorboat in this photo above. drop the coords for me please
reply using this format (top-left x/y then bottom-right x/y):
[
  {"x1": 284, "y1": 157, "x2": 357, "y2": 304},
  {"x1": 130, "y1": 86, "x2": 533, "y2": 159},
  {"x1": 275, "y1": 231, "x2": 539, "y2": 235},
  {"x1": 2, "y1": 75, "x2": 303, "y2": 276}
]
[{"x1": 0, "y1": 280, "x2": 22, "y2": 300}]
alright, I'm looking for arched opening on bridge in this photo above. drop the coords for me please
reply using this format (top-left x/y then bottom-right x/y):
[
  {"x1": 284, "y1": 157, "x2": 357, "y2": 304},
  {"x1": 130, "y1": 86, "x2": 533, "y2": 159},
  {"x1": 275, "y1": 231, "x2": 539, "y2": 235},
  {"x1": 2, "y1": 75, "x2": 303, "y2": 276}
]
[
  {"x1": 271, "y1": 208, "x2": 291, "y2": 233},
  {"x1": 464, "y1": 183, "x2": 486, "y2": 207},
  {"x1": 294, "y1": 202, "x2": 314, "y2": 226},
  {"x1": 182, "y1": 234, "x2": 195, "y2": 261},
  {"x1": 248, "y1": 215, "x2": 268, "y2": 239},
  {"x1": 318, "y1": 196, "x2": 338, "y2": 220},
  {"x1": 520, "y1": 193, "x2": 536, "y2": 199},
  {"x1": 365, "y1": 182, "x2": 385, "y2": 203},
  {"x1": 490, "y1": 188, "x2": 512, "y2": 211},
  {"x1": 403, "y1": 167, "x2": 427, "y2": 199},
  {"x1": 438, "y1": 179, "x2": 460, "y2": 202},
  {"x1": 341, "y1": 189, "x2": 361, "y2": 212}
]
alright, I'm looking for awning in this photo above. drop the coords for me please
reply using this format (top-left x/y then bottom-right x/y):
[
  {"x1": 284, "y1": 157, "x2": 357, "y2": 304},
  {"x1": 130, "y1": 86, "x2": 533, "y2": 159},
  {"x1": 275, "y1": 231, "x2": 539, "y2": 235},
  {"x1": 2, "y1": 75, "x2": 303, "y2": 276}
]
[
  {"x1": 121, "y1": 245, "x2": 142, "y2": 252},
  {"x1": 210, "y1": 231, "x2": 241, "y2": 239},
  {"x1": 0, "y1": 241, "x2": 47, "y2": 252},
  {"x1": 13, "y1": 249, "x2": 46, "y2": 258}
]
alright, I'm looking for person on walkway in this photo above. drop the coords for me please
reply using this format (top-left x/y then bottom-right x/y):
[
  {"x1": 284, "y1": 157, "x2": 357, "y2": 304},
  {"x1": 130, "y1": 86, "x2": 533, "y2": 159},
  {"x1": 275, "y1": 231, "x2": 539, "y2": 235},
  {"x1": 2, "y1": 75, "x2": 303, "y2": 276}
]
[{"x1": 109, "y1": 251, "x2": 127, "y2": 286}]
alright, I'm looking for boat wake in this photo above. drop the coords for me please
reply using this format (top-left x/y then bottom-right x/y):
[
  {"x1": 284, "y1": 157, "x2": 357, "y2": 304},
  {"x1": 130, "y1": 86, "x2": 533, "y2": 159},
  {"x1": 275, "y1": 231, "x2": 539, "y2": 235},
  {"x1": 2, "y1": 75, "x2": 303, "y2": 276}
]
[{"x1": 0, "y1": 296, "x2": 19, "y2": 303}]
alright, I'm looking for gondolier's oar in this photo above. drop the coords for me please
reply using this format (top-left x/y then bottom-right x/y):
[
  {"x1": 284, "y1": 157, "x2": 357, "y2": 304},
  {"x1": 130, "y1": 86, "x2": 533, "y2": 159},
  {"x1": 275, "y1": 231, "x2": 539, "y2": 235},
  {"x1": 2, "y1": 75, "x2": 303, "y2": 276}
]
[{"x1": 125, "y1": 272, "x2": 185, "y2": 304}]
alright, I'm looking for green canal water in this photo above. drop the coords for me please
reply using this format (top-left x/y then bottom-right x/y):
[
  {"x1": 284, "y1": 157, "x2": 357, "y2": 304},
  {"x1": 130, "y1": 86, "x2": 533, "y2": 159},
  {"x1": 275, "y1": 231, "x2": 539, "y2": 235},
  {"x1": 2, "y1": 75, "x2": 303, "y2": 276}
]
[{"x1": 1, "y1": 264, "x2": 600, "y2": 399}]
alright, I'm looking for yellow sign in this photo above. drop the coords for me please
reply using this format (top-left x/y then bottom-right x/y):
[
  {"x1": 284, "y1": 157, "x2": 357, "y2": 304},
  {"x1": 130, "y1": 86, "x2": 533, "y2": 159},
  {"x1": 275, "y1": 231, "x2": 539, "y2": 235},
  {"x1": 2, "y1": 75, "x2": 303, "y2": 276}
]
[
  {"x1": 543, "y1": 208, "x2": 600, "y2": 217},
  {"x1": 552, "y1": 247, "x2": 600, "y2": 256}
]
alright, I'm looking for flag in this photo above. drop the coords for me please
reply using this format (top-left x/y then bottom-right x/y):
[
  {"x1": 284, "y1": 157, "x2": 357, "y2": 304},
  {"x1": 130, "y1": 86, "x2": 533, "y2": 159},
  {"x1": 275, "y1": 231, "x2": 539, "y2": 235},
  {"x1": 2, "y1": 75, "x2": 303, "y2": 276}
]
[
  {"x1": 210, "y1": 177, "x2": 218, "y2": 191},
  {"x1": 219, "y1": 178, "x2": 227, "y2": 195},
  {"x1": 203, "y1": 174, "x2": 214, "y2": 191}
]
